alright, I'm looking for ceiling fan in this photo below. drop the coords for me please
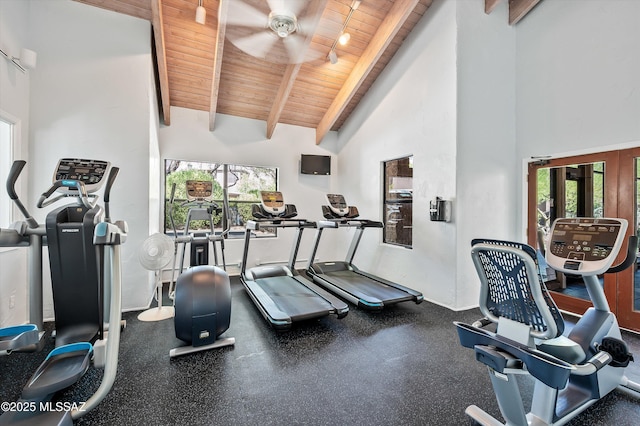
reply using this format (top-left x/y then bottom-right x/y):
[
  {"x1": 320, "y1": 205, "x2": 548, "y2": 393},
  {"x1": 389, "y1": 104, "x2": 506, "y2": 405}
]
[{"x1": 224, "y1": 0, "x2": 326, "y2": 64}]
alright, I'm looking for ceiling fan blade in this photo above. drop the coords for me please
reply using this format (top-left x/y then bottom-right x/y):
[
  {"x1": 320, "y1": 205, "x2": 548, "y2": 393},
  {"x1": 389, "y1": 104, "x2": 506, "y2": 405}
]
[
  {"x1": 296, "y1": 15, "x2": 321, "y2": 38},
  {"x1": 283, "y1": 35, "x2": 308, "y2": 64},
  {"x1": 225, "y1": 0, "x2": 268, "y2": 28},
  {"x1": 228, "y1": 31, "x2": 279, "y2": 61},
  {"x1": 267, "y1": 0, "x2": 307, "y2": 19}
]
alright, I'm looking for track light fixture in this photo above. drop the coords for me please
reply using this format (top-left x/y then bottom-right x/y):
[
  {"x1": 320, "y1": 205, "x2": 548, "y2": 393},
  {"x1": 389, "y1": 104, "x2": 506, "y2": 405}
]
[
  {"x1": 195, "y1": 0, "x2": 206, "y2": 25},
  {"x1": 327, "y1": 0, "x2": 361, "y2": 64},
  {"x1": 0, "y1": 47, "x2": 37, "y2": 73},
  {"x1": 328, "y1": 50, "x2": 338, "y2": 64}
]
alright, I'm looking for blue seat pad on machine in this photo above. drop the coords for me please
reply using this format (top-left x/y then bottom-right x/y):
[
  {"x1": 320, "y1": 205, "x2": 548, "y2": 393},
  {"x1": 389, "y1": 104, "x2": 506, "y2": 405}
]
[{"x1": 21, "y1": 342, "x2": 93, "y2": 400}]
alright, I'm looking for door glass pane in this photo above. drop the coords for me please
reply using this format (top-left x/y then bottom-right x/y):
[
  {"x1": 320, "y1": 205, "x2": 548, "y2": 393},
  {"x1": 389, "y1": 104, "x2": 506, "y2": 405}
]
[
  {"x1": 536, "y1": 162, "x2": 605, "y2": 300},
  {"x1": 634, "y1": 158, "x2": 640, "y2": 312}
]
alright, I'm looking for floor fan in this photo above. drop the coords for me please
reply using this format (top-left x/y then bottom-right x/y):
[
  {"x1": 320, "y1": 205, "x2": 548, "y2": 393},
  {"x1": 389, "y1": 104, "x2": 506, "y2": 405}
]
[{"x1": 138, "y1": 233, "x2": 175, "y2": 321}]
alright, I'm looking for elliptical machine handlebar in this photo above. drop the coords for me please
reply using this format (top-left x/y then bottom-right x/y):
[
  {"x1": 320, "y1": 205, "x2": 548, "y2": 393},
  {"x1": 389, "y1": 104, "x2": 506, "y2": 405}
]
[
  {"x1": 103, "y1": 167, "x2": 120, "y2": 223},
  {"x1": 169, "y1": 182, "x2": 178, "y2": 236},
  {"x1": 6, "y1": 160, "x2": 38, "y2": 229},
  {"x1": 37, "y1": 179, "x2": 94, "y2": 209}
]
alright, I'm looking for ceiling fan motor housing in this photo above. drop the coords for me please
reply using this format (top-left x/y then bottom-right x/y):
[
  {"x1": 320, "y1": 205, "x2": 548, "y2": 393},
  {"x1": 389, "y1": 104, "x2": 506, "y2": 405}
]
[{"x1": 268, "y1": 12, "x2": 297, "y2": 38}]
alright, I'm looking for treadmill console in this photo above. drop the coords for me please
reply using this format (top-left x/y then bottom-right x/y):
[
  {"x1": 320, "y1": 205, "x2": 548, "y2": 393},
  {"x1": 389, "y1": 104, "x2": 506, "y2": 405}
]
[
  {"x1": 186, "y1": 180, "x2": 214, "y2": 201},
  {"x1": 546, "y1": 217, "x2": 627, "y2": 276},
  {"x1": 327, "y1": 194, "x2": 349, "y2": 216},
  {"x1": 53, "y1": 158, "x2": 110, "y2": 194},
  {"x1": 260, "y1": 191, "x2": 285, "y2": 215}
]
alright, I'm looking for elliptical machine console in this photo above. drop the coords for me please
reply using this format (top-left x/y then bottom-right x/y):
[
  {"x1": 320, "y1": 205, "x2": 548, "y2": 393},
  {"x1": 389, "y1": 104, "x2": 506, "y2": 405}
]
[
  {"x1": 186, "y1": 179, "x2": 214, "y2": 201},
  {"x1": 51, "y1": 158, "x2": 110, "y2": 193}
]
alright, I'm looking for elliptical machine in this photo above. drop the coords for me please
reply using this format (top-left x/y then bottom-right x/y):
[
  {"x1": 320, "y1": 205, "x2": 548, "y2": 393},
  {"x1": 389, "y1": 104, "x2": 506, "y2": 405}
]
[
  {"x1": 455, "y1": 217, "x2": 640, "y2": 426},
  {"x1": 170, "y1": 180, "x2": 228, "y2": 276},
  {"x1": 0, "y1": 158, "x2": 127, "y2": 425},
  {"x1": 167, "y1": 180, "x2": 234, "y2": 358}
]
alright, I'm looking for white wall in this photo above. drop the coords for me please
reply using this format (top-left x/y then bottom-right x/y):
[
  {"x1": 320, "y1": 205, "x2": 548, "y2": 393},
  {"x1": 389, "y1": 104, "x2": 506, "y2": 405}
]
[
  {"x1": 159, "y1": 108, "x2": 341, "y2": 274},
  {"x1": 0, "y1": 0, "x2": 31, "y2": 327},
  {"x1": 25, "y1": 0, "x2": 154, "y2": 315},
  {"x1": 336, "y1": 0, "x2": 459, "y2": 307},
  {"x1": 515, "y1": 0, "x2": 640, "y2": 233},
  {"x1": 455, "y1": 0, "x2": 517, "y2": 308}
]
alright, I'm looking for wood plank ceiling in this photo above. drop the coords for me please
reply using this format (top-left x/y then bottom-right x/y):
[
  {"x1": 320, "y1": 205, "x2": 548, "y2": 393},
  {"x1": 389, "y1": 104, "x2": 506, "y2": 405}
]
[{"x1": 73, "y1": 0, "x2": 541, "y2": 144}]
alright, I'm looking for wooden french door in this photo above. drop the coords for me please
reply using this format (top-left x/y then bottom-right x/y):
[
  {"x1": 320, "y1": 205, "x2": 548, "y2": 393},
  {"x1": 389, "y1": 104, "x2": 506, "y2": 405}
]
[{"x1": 528, "y1": 148, "x2": 640, "y2": 332}]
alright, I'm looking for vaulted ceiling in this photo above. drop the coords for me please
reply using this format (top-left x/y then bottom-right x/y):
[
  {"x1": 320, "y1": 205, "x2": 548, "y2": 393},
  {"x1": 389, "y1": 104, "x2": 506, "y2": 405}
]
[{"x1": 73, "y1": 0, "x2": 541, "y2": 144}]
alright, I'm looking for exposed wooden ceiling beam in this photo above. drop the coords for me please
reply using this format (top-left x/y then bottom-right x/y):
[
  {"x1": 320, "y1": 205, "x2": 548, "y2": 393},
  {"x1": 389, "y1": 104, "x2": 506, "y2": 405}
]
[
  {"x1": 484, "y1": 0, "x2": 500, "y2": 14},
  {"x1": 266, "y1": 0, "x2": 327, "y2": 140},
  {"x1": 151, "y1": 0, "x2": 170, "y2": 125},
  {"x1": 484, "y1": 0, "x2": 542, "y2": 25},
  {"x1": 209, "y1": 0, "x2": 228, "y2": 132},
  {"x1": 509, "y1": 0, "x2": 542, "y2": 25},
  {"x1": 315, "y1": 0, "x2": 419, "y2": 145}
]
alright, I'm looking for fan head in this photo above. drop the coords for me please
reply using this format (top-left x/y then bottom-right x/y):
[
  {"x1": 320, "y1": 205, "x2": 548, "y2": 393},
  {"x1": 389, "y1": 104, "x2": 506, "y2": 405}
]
[
  {"x1": 139, "y1": 233, "x2": 174, "y2": 271},
  {"x1": 225, "y1": 0, "x2": 325, "y2": 64}
]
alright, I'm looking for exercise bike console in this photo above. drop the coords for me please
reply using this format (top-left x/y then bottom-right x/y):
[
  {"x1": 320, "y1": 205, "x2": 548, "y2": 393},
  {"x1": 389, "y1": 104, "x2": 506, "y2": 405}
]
[{"x1": 546, "y1": 217, "x2": 627, "y2": 275}]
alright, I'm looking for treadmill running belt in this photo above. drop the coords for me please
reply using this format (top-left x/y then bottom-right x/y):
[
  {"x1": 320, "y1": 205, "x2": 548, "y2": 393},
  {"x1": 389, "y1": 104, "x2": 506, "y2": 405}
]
[
  {"x1": 255, "y1": 276, "x2": 335, "y2": 321},
  {"x1": 319, "y1": 270, "x2": 414, "y2": 304}
]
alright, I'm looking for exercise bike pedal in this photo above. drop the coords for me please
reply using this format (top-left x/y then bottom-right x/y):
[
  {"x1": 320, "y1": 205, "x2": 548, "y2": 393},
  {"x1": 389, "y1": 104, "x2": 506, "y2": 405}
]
[{"x1": 598, "y1": 337, "x2": 634, "y2": 368}]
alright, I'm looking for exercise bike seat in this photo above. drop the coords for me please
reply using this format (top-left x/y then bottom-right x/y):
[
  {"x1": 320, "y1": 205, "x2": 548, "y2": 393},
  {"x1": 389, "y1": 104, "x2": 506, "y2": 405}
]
[
  {"x1": 0, "y1": 324, "x2": 39, "y2": 352},
  {"x1": 21, "y1": 342, "x2": 93, "y2": 400},
  {"x1": 537, "y1": 335, "x2": 586, "y2": 364}
]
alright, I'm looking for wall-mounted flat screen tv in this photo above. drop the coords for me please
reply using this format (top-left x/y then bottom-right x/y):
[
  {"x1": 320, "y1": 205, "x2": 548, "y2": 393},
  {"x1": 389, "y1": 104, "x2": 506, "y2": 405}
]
[{"x1": 301, "y1": 154, "x2": 331, "y2": 175}]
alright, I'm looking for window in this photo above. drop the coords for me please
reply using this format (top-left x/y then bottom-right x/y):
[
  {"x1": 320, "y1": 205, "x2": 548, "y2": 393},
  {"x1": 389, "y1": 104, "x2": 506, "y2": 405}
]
[
  {"x1": 164, "y1": 159, "x2": 278, "y2": 238},
  {"x1": 0, "y1": 116, "x2": 15, "y2": 226},
  {"x1": 383, "y1": 156, "x2": 413, "y2": 248}
]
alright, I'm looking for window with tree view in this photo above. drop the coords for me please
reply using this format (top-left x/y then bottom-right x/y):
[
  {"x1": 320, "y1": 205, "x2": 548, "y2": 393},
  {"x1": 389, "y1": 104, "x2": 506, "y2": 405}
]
[
  {"x1": 165, "y1": 159, "x2": 278, "y2": 238},
  {"x1": 383, "y1": 156, "x2": 413, "y2": 248}
]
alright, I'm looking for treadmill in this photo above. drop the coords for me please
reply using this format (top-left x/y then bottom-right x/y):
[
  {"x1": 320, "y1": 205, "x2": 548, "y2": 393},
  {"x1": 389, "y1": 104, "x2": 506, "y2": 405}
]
[
  {"x1": 240, "y1": 191, "x2": 349, "y2": 330},
  {"x1": 307, "y1": 194, "x2": 423, "y2": 310}
]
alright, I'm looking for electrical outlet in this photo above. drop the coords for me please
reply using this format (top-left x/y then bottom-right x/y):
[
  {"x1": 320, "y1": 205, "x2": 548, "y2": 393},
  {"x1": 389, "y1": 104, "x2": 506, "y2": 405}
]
[{"x1": 9, "y1": 295, "x2": 15, "y2": 309}]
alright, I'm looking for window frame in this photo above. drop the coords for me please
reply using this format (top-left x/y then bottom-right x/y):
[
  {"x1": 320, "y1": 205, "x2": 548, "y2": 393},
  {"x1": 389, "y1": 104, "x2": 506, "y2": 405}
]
[
  {"x1": 0, "y1": 110, "x2": 20, "y2": 226},
  {"x1": 382, "y1": 155, "x2": 413, "y2": 248},
  {"x1": 163, "y1": 159, "x2": 279, "y2": 239}
]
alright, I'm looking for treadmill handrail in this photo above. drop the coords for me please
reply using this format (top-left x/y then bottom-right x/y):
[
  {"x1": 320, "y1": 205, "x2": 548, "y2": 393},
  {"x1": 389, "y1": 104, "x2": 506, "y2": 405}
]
[
  {"x1": 247, "y1": 219, "x2": 316, "y2": 230},
  {"x1": 319, "y1": 218, "x2": 383, "y2": 228}
]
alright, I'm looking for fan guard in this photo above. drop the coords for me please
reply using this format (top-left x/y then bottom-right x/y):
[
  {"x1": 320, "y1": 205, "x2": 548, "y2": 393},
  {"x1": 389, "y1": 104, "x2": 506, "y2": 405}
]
[
  {"x1": 138, "y1": 233, "x2": 175, "y2": 322},
  {"x1": 139, "y1": 233, "x2": 174, "y2": 271}
]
